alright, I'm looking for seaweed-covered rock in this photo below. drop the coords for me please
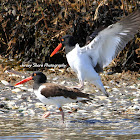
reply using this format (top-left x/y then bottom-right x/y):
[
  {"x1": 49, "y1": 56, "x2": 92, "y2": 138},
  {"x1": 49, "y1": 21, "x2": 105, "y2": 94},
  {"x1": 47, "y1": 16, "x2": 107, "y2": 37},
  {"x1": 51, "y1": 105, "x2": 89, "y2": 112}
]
[{"x1": 0, "y1": 0, "x2": 139, "y2": 72}]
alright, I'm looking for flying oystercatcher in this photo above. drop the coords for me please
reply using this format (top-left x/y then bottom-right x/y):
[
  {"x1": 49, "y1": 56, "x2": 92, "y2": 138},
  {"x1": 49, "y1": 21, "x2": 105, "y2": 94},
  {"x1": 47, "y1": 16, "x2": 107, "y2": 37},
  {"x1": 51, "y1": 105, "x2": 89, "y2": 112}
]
[
  {"x1": 15, "y1": 71, "x2": 92, "y2": 122},
  {"x1": 50, "y1": 9, "x2": 140, "y2": 97}
]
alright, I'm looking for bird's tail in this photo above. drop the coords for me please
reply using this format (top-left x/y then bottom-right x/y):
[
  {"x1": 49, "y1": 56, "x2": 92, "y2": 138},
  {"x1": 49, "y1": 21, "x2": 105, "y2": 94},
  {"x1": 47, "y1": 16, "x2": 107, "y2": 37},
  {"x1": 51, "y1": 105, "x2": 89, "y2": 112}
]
[
  {"x1": 103, "y1": 91, "x2": 109, "y2": 97},
  {"x1": 97, "y1": 85, "x2": 109, "y2": 97},
  {"x1": 91, "y1": 79, "x2": 109, "y2": 97},
  {"x1": 77, "y1": 94, "x2": 95, "y2": 104}
]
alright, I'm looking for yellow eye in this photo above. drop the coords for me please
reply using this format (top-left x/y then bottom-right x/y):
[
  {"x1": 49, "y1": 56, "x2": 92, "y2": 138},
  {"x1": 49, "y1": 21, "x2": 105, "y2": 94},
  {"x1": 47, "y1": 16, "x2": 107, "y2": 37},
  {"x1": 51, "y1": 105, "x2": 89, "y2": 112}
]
[{"x1": 61, "y1": 39, "x2": 64, "y2": 42}]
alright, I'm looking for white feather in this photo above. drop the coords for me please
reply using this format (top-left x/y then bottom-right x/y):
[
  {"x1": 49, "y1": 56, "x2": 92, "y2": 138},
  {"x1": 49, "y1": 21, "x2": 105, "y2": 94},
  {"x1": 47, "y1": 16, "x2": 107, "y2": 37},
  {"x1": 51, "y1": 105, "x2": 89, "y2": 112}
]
[
  {"x1": 119, "y1": 32, "x2": 127, "y2": 35},
  {"x1": 65, "y1": 10, "x2": 140, "y2": 96}
]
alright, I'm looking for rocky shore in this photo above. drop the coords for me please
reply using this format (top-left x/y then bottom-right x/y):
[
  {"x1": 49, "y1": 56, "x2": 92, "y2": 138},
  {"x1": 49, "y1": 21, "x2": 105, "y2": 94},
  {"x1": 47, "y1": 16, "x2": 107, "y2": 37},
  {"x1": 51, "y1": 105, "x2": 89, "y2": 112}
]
[{"x1": 0, "y1": 68, "x2": 139, "y2": 122}]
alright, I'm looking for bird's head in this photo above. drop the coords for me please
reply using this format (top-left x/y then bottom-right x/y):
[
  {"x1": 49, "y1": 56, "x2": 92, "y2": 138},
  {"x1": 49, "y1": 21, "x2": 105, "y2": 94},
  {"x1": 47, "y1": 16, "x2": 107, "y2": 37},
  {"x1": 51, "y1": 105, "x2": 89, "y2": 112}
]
[
  {"x1": 15, "y1": 71, "x2": 47, "y2": 86},
  {"x1": 50, "y1": 35, "x2": 76, "y2": 57}
]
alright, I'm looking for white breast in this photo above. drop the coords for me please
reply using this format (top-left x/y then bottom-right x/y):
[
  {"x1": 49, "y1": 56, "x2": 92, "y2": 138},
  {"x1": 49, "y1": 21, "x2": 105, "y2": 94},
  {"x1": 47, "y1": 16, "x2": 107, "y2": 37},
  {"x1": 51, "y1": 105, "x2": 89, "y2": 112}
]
[
  {"x1": 34, "y1": 85, "x2": 52, "y2": 105},
  {"x1": 66, "y1": 45, "x2": 79, "y2": 71},
  {"x1": 66, "y1": 44, "x2": 99, "y2": 81}
]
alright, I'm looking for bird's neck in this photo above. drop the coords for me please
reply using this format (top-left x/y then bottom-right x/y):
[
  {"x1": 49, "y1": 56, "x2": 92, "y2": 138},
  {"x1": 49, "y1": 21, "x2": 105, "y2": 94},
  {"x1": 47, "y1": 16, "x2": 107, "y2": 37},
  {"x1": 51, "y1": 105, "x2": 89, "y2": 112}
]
[
  {"x1": 33, "y1": 82, "x2": 44, "y2": 90},
  {"x1": 65, "y1": 45, "x2": 75, "y2": 54}
]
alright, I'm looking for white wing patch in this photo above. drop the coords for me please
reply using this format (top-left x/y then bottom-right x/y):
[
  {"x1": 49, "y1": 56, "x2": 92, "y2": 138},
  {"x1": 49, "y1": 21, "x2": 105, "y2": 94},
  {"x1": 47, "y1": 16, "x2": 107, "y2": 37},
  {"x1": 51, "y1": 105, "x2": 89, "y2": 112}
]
[
  {"x1": 78, "y1": 10, "x2": 140, "y2": 69},
  {"x1": 34, "y1": 85, "x2": 49, "y2": 104}
]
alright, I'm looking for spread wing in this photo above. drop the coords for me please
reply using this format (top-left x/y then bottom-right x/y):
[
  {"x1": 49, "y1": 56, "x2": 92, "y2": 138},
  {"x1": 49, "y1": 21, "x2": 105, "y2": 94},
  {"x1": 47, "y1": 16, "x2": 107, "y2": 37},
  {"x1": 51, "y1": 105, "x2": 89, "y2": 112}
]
[{"x1": 80, "y1": 9, "x2": 140, "y2": 72}]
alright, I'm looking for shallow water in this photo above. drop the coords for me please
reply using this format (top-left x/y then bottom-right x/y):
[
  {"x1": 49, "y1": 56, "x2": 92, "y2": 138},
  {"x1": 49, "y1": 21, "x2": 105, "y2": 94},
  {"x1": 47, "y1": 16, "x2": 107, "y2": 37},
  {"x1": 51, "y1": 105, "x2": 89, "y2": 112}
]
[{"x1": 0, "y1": 116, "x2": 140, "y2": 139}]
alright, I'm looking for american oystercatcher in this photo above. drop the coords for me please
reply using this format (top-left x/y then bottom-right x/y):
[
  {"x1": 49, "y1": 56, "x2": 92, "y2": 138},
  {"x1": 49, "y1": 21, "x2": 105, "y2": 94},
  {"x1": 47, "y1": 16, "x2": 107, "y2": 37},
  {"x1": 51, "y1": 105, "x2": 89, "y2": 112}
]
[
  {"x1": 15, "y1": 72, "x2": 92, "y2": 122},
  {"x1": 50, "y1": 9, "x2": 140, "y2": 97}
]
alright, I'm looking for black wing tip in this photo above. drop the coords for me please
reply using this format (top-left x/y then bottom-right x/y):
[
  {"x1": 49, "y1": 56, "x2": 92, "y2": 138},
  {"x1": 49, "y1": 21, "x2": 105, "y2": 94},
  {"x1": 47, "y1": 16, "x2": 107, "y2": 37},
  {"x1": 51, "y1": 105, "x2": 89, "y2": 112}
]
[{"x1": 105, "y1": 92, "x2": 109, "y2": 97}]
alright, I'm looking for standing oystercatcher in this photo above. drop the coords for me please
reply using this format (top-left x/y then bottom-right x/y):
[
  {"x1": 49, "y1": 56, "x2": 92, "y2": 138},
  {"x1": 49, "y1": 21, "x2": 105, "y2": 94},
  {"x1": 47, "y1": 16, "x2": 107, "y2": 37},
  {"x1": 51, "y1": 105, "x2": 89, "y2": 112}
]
[
  {"x1": 15, "y1": 71, "x2": 92, "y2": 122},
  {"x1": 50, "y1": 9, "x2": 140, "y2": 97}
]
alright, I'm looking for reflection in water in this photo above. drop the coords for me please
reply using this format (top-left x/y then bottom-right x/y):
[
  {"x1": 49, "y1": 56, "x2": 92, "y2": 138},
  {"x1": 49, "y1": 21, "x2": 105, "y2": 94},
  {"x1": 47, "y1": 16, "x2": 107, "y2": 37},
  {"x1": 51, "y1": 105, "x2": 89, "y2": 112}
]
[{"x1": 0, "y1": 116, "x2": 140, "y2": 139}]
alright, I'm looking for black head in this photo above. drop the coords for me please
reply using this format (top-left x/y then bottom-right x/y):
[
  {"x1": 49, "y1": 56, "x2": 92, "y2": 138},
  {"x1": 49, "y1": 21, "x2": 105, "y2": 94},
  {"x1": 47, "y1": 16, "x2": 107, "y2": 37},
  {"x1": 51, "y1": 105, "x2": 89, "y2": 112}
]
[
  {"x1": 32, "y1": 72, "x2": 47, "y2": 84},
  {"x1": 61, "y1": 35, "x2": 76, "y2": 54},
  {"x1": 50, "y1": 35, "x2": 77, "y2": 57},
  {"x1": 61, "y1": 35, "x2": 76, "y2": 47},
  {"x1": 15, "y1": 71, "x2": 47, "y2": 89}
]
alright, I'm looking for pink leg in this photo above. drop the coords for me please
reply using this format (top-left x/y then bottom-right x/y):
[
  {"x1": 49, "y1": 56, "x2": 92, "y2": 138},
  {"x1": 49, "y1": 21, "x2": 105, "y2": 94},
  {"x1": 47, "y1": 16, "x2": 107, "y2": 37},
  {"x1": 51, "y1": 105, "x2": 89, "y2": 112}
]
[
  {"x1": 42, "y1": 107, "x2": 65, "y2": 122},
  {"x1": 59, "y1": 107, "x2": 64, "y2": 122},
  {"x1": 42, "y1": 111, "x2": 51, "y2": 118}
]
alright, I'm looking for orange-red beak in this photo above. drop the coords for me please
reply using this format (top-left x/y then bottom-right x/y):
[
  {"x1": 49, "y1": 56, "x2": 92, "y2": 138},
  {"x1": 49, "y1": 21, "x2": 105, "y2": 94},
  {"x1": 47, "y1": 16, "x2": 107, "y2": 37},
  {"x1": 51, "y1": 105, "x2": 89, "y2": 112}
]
[
  {"x1": 15, "y1": 76, "x2": 33, "y2": 86},
  {"x1": 50, "y1": 43, "x2": 63, "y2": 57}
]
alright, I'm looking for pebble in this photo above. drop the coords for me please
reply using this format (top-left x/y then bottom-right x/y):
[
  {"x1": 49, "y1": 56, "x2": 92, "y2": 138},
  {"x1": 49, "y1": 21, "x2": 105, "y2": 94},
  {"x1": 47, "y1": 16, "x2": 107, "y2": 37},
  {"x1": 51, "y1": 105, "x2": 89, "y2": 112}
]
[
  {"x1": 107, "y1": 89, "x2": 112, "y2": 92},
  {"x1": 1, "y1": 80, "x2": 10, "y2": 86},
  {"x1": 27, "y1": 88, "x2": 34, "y2": 92},
  {"x1": 104, "y1": 86, "x2": 110, "y2": 89},
  {"x1": 128, "y1": 105, "x2": 140, "y2": 111},
  {"x1": 138, "y1": 84, "x2": 140, "y2": 89},
  {"x1": 77, "y1": 110, "x2": 87, "y2": 113},
  {"x1": 133, "y1": 98, "x2": 139, "y2": 103},
  {"x1": 52, "y1": 77, "x2": 58, "y2": 81},
  {"x1": 96, "y1": 96, "x2": 107, "y2": 100},
  {"x1": 61, "y1": 81, "x2": 66, "y2": 85},
  {"x1": 129, "y1": 85, "x2": 136, "y2": 89},
  {"x1": 0, "y1": 111, "x2": 4, "y2": 114},
  {"x1": 12, "y1": 88, "x2": 22, "y2": 93},
  {"x1": 0, "y1": 71, "x2": 139, "y2": 123},
  {"x1": 0, "y1": 104, "x2": 5, "y2": 108},
  {"x1": 132, "y1": 92, "x2": 139, "y2": 97},
  {"x1": 64, "y1": 103, "x2": 79, "y2": 109},
  {"x1": 19, "y1": 86, "x2": 28, "y2": 91},
  {"x1": 35, "y1": 102, "x2": 44, "y2": 108},
  {"x1": 15, "y1": 84, "x2": 24, "y2": 87},
  {"x1": 112, "y1": 88, "x2": 119, "y2": 92},
  {"x1": 124, "y1": 90, "x2": 128, "y2": 93}
]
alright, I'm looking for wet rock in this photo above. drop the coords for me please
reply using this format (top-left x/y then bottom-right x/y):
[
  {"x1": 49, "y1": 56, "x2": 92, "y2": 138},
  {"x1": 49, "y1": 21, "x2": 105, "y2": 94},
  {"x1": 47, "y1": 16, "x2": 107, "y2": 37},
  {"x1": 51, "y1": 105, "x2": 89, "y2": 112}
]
[
  {"x1": 0, "y1": 104, "x2": 5, "y2": 108},
  {"x1": 129, "y1": 105, "x2": 140, "y2": 111},
  {"x1": 96, "y1": 96, "x2": 108, "y2": 101},
  {"x1": 19, "y1": 86, "x2": 28, "y2": 91},
  {"x1": 1, "y1": 80, "x2": 10, "y2": 86},
  {"x1": 138, "y1": 84, "x2": 140, "y2": 89},
  {"x1": 0, "y1": 70, "x2": 139, "y2": 125},
  {"x1": 12, "y1": 88, "x2": 22, "y2": 93},
  {"x1": 52, "y1": 77, "x2": 58, "y2": 81},
  {"x1": 60, "y1": 81, "x2": 66, "y2": 85},
  {"x1": 35, "y1": 102, "x2": 45, "y2": 108},
  {"x1": 112, "y1": 88, "x2": 119, "y2": 92},
  {"x1": 27, "y1": 88, "x2": 34, "y2": 92}
]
